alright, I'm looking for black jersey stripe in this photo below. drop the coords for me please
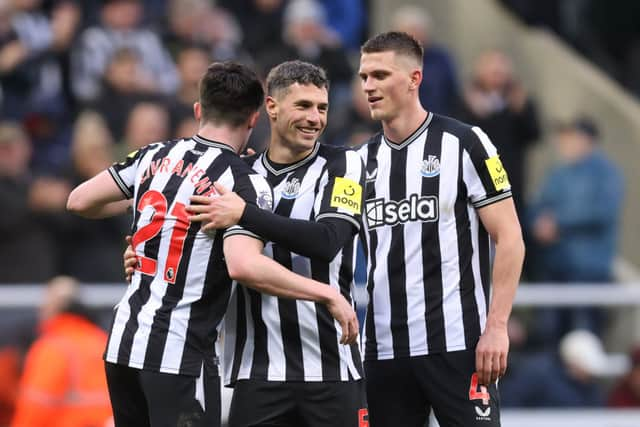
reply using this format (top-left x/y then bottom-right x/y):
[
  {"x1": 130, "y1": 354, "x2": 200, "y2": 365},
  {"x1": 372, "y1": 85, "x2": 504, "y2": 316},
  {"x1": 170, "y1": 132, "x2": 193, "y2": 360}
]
[
  {"x1": 421, "y1": 125, "x2": 446, "y2": 353},
  {"x1": 272, "y1": 165, "x2": 311, "y2": 381},
  {"x1": 387, "y1": 146, "x2": 410, "y2": 355},
  {"x1": 455, "y1": 146, "x2": 481, "y2": 349},
  {"x1": 362, "y1": 139, "x2": 381, "y2": 360}
]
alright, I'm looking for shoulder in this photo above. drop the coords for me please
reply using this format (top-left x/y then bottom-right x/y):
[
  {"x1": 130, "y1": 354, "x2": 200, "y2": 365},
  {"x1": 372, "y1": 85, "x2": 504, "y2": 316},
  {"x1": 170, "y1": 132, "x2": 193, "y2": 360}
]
[
  {"x1": 223, "y1": 152, "x2": 258, "y2": 174},
  {"x1": 318, "y1": 144, "x2": 364, "y2": 172},
  {"x1": 241, "y1": 151, "x2": 263, "y2": 168},
  {"x1": 433, "y1": 114, "x2": 493, "y2": 154},
  {"x1": 318, "y1": 143, "x2": 358, "y2": 161},
  {"x1": 352, "y1": 131, "x2": 383, "y2": 156}
]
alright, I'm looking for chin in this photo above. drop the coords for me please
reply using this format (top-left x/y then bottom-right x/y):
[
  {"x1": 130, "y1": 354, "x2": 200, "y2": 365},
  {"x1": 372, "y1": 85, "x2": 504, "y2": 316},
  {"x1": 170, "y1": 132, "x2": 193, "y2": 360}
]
[{"x1": 369, "y1": 110, "x2": 388, "y2": 121}]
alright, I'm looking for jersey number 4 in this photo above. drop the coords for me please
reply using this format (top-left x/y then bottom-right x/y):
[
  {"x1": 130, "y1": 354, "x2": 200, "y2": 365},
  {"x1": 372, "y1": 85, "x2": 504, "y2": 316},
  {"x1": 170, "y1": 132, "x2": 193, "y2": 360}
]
[
  {"x1": 468, "y1": 373, "x2": 490, "y2": 405},
  {"x1": 132, "y1": 190, "x2": 189, "y2": 284}
]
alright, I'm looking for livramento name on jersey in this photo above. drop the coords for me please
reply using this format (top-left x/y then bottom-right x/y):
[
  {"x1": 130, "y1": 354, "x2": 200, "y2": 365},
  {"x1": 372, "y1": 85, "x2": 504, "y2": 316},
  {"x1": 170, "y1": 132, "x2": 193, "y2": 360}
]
[
  {"x1": 139, "y1": 156, "x2": 217, "y2": 196},
  {"x1": 366, "y1": 194, "x2": 438, "y2": 228}
]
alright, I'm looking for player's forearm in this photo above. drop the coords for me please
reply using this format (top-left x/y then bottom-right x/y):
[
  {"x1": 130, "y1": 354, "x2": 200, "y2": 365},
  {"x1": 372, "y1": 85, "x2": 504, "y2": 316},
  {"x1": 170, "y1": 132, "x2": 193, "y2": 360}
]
[
  {"x1": 229, "y1": 253, "x2": 337, "y2": 304},
  {"x1": 485, "y1": 232, "x2": 525, "y2": 329},
  {"x1": 240, "y1": 204, "x2": 356, "y2": 262},
  {"x1": 73, "y1": 199, "x2": 132, "y2": 219},
  {"x1": 67, "y1": 170, "x2": 127, "y2": 218}
]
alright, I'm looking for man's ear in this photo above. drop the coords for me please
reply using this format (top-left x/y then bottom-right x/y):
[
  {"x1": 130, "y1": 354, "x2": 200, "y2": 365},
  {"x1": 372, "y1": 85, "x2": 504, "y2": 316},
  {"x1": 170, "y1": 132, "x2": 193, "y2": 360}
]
[
  {"x1": 409, "y1": 68, "x2": 423, "y2": 91},
  {"x1": 248, "y1": 111, "x2": 260, "y2": 130},
  {"x1": 193, "y1": 102, "x2": 201, "y2": 121},
  {"x1": 265, "y1": 96, "x2": 277, "y2": 120}
]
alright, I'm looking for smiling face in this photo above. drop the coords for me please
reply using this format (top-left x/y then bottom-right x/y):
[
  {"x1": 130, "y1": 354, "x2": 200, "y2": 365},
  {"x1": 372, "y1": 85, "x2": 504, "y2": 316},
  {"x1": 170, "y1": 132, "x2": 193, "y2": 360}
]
[
  {"x1": 267, "y1": 82, "x2": 328, "y2": 154},
  {"x1": 358, "y1": 50, "x2": 421, "y2": 123}
]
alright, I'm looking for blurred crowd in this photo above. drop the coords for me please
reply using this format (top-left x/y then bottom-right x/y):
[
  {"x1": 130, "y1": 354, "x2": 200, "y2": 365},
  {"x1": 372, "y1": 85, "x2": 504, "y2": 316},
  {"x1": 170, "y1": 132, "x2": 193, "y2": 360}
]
[
  {"x1": 0, "y1": 0, "x2": 636, "y2": 422},
  {"x1": 500, "y1": 0, "x2": 640, "y2": 97}
]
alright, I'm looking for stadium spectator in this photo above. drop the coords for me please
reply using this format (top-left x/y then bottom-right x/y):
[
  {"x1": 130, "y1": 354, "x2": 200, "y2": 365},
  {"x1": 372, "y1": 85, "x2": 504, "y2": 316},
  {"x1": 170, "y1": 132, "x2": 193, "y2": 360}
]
[
  {"x1": 167, "y1": 43, "x2": 211, "y2": 137},
  {"x1": 218, "y1": 0, "x2": 286, "y2": 57},
  {"x1": 501, "y1": 330, "x2": 607, "y2": 407},
  {"x1": 391, "y1": 5, "x2": 460, "y2": 116},
  {"x1": 0, "y1": 122, "x2": 61, "y2": 283},
  {"x1": 608, "y1": 345, "x2": 640, "y2": 407},
  {"x1": 255, "y1": 0, "x2": 353, "y2": 105},
  {"x1": 163, "y1": 0, "x2": 251, "y2": 63},
  {"x1": 319, "y1": 0, "x2": 365, "y2": 52},
  {"x1": 86, "y1": 47, "x2": 158, "y2": 142},
  {"x1": 0, "y1": 0, "x2": 81, "y2": 173},
  {"x1": 120, "y1": 101, "x2": 169, "y2": 153},
  {"x1": 10, "y1": 275, "x2": 112, "y2": 427},
  {"x1": 456, "y1": 49, "x2": 540, "y2": 218},
  {"x1": 326, "y1": 74, "x2": 380, "y2": 147},
  {"x1": 0, "y1": 0, "x2": 80, "y2": 121},
  {"x1": 71, "y1": 0, "x2": 178, "y2": 102},
  {"x1": 57, "y1": 112, "x2": 130, "y2": 282},
  {"x1": 528, "y1": 117, "x2": 624, "y2": 341}
]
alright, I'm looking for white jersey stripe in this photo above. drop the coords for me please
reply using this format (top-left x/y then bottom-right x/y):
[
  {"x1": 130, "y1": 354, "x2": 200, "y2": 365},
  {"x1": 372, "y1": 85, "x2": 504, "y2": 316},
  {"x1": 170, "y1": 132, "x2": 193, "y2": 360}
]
[
  {"x1": 439, "y1": 132, "x2": 465, "y2": 351},
  {"x1": 404, "y1": 134, "x2": 428, "y2": 356},
  {"x1": 371, "y1": 143, "x2": 394, "y2": 359}
]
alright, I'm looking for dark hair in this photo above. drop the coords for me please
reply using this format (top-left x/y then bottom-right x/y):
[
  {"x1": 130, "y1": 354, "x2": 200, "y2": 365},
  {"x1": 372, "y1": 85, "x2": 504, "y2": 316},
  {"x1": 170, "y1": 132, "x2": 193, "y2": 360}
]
[
  {"x1": 361, "y1": 31, "x2": 424, "y2": 64},
  {"x1": 266, "y1": 60, "x2": 329, "y2": 97},
  {"x1": 198, "y1": 61, "x2": 264, "y2": 127}
]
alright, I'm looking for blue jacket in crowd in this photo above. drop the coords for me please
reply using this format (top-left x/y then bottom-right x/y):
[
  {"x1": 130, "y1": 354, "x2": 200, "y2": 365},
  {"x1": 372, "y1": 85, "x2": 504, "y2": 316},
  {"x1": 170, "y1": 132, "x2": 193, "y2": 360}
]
[{"x1": 530, "y1": 149, "x2": 624, "y2": 282}]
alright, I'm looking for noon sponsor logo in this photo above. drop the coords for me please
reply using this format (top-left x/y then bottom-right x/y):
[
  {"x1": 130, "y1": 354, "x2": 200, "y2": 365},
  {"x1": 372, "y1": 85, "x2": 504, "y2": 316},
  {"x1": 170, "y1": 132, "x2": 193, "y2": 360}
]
[{"x1": 330, "y1": 177, "x2": 363, "y2": 214}]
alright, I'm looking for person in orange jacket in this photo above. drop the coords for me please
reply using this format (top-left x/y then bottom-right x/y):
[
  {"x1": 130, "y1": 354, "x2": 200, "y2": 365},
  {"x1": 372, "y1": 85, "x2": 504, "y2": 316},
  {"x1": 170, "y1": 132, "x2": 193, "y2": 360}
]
[{"x1": 10, "y1": 276, "x2": 113, "y2": 427}]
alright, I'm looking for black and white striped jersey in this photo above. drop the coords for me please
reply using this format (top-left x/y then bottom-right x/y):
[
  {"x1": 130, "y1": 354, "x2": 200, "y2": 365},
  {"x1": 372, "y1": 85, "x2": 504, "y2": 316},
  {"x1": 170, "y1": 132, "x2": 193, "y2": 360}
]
[
  {"x1": 222, "y1": 143, "x2": 365, "y2": 384},
  {"x1": 105, "y1": 134, "x2": 273, "y2": 377},
  {"x1": 357, "y1": 112, "x2": 512, "y2": 361}
]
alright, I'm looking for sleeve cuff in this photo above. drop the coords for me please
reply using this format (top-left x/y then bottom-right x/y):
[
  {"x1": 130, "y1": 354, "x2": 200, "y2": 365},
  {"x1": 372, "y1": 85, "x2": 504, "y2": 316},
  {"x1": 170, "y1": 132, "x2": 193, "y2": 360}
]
[
  {"x1": 223, "y1": 226, "x2": 264, "y2": 242},
  {"x1": 315, "y1": 212, "x2": 361, "y2": 230},
  {"x1": 108, "y1": 167, "x2": 133, "y2": 199},
  {"x1": 472, "y1": 191, "x2": 512, "y2": 209}
]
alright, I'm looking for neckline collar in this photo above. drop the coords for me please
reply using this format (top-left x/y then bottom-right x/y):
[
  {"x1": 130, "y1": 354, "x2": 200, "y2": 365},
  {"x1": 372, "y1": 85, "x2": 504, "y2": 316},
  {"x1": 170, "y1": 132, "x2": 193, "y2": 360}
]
[
  {"x1": 192, "y1": 134, "x2": 236, "y2": 153},
  {"x1": 383, "y1": 111, "x2": 433, "y2": 150},
  {"x1": 262, "y1": 142, "x2": 320, "y2": 176}
]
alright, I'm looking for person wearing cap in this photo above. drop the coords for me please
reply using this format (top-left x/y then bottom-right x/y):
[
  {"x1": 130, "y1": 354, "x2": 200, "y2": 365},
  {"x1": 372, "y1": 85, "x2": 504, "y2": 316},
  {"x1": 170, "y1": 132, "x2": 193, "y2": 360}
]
[
  {"x1": 608, "y1": 346, "x2": 640, "y2": 407},
  {"x1": 528, "y1": 116, "x2": 624, "y2": 342},
  {"x1": 500, "y1": 329, "x2": 606, "y2": 407}
]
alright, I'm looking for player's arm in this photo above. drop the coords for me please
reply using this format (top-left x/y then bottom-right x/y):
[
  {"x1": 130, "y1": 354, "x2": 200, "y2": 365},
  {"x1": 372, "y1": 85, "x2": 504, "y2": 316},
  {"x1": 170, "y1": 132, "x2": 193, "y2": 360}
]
[
  {"x1": 475, "y1": 197, "x2": 525, "y2": 386},
  {"x1": 66, "y1": 170, "x2": 132, "y2": 218},
  {"x1": 188, "y1": 150, "x2": 365, "y2": 262},
  {"x1": 189, "y1": 188, "x2": 356, "y2": 262},
  {"x1": 462, "y1": 126, "x2": 525, "y2": 386},
  {"x1": 223, "y1": 233, "x2": 358, "y2": 344}
]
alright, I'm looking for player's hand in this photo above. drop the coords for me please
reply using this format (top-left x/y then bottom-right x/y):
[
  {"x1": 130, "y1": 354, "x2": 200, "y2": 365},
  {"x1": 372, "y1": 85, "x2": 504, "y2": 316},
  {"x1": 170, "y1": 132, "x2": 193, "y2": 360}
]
[
  {"x1": 475, "y1": 324, "x2": 509, "y2": 386},
  {"x1": 187, "y1": 182, "x2": 246, "y2": 231},
  {"x1": 325, "y1": 290, "x2": 359, "y2": 345},
  {"x1": 123, "y1": 235, "x2": 137, "y2": 283}
]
